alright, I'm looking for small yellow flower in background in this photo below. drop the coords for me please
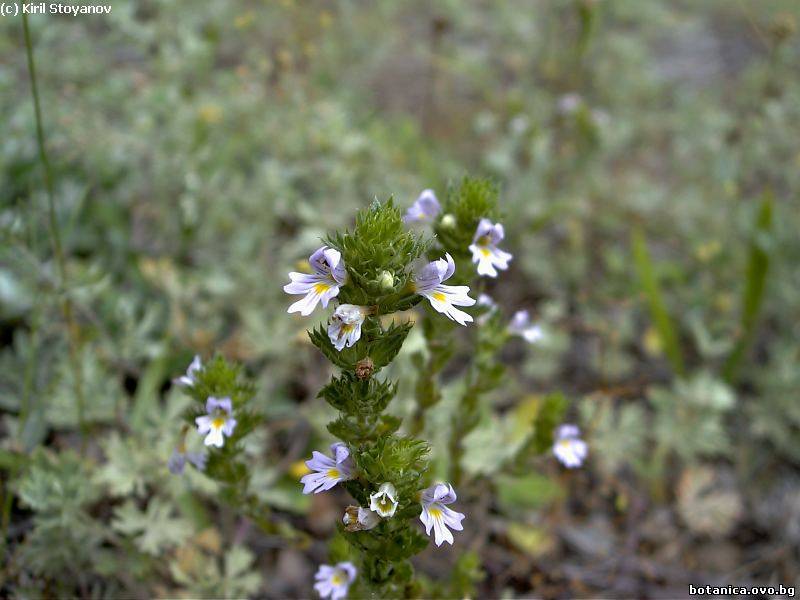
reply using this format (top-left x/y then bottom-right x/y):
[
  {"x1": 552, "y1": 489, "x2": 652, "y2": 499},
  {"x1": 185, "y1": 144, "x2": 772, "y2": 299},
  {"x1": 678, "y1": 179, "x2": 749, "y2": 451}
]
[
  {"x1": 277, "y1": 48, "x2": 293, "y2": 69},
  {"x1": 193, "y1": 527, "x2": 222, "y2": 554},
  {"x1": 197, "y1": 104, "x2": 222, "y2": 125},
  {"x1": 289, "y1": 460, "x2": 310, "y2": 479},
  {"x1": 234, "y1": 11, "x2": 254, "y2": 29},
  {"x1": 694, "y1": 240, "x2": 721, "y2": 263},
  {"x1": 319, "y1": 10, "x2": 333, "y2": 29},
  {"x1": 715, "y1": 292, "x2": 733, "y2": 314},
  {"x1": 643, "y1": 326, "x2": 663, "y2": 357}
]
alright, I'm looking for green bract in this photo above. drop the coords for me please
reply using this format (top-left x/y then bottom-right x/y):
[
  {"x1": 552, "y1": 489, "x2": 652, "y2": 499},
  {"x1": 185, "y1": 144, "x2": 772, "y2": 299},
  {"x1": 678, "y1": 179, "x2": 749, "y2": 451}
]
[{"x1": 326, "y1": 199, "x2": 429, "y2": 313}]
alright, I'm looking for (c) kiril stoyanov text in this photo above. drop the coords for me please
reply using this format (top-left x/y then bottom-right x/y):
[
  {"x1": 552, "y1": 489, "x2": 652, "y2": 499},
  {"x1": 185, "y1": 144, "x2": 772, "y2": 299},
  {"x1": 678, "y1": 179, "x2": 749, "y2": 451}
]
[{"x1": 22, "y1": 2, "x2": 111, "y2": 15}]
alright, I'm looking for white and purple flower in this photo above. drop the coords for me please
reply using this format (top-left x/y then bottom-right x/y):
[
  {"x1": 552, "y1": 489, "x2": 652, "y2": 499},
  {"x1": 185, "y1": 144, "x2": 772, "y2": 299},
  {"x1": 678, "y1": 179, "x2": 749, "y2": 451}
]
[
  {"x1": 314, "y1": 562, "x2": 357, "y2": 600},
  {"x1": 301, "y1": 442, "x2": 354, "y2": 494},
  {"x1": 469, "y1": 218, "x2": 512, "y2": 278},
  {"x1": 174, "y1": 355, "x2": 202, "y2": 387},
  {"x1": 419, "y1": 482, "x2": 465, "y2": 547},
  {"x1": 403, "y1": 189, "x2": 441, "y2": 224},
  {"x1": 369, "y1": 482, "x2": 399, "y2": 518},
  {"x1": 411, "y1": 253, "x2": 475, "y2": 326},
  {"x1": 328, "y1": 304, "x2": 368, "y2": 351},
  {"x1": 167, "y1": 446, "x2": 208, "y2": 475},
  {"x1": 284, "y1": 246, "x2": 348, "y2": 316},
  {"x1": 195, "y1": 396, "x2": 237, "y2": 448},
  {"x1": 508, "y1": 310, "x2": 544, "y2": 344},
  {"x1": 553, "y1": 424, "x2": 588, "y2": 468}
]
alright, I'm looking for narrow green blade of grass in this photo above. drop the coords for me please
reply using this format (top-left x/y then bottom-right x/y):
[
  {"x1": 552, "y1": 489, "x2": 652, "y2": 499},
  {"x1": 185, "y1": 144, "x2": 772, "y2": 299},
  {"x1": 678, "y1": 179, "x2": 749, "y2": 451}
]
[
  {"x1": 631, "y1": 226, "x2": 685, "y2": 376},
  {"x1": 723, "y1": 193, "x2": 773, "y2": 382}
]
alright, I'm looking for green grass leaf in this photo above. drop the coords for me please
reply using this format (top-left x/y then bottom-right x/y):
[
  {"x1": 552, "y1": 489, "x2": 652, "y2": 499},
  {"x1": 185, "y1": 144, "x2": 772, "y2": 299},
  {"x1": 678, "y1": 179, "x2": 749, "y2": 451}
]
[
  {"x1": 631, "y1": 226, "x2": 685, "y2": 376},
  {"x1": 723, "y1": 193, "x2": 773, "y2": 382}
]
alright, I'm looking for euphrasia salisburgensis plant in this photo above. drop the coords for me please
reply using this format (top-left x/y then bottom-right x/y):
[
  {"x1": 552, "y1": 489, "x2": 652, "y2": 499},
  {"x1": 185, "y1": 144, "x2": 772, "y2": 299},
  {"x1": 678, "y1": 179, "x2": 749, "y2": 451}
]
[
  {"x1": 167, "y1": 178, "x2": 588, "y2": 599},
  {"x1": 285, "y1": 199, "x2": 471, "y2": 598}
]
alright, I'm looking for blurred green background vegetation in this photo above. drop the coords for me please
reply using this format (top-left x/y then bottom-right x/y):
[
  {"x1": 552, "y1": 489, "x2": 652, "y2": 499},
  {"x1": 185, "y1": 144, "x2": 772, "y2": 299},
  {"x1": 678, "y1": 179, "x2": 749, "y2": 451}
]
[{"x1": 1, "y1": 0, "x2": 799, "y2": 597}]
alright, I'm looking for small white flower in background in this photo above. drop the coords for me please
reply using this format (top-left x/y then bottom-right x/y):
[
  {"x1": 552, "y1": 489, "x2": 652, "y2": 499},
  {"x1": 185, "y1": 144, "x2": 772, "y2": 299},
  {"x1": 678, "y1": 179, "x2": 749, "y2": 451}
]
[
  {"x1": 403, "y1": 189, "x2": 440, "y2": 224},
  {"x1": 553, "y1": 424, "x2": 588, "y2": 468},
  {"x1": 174, "y1": 355, "x2": 202, "y2": 387},
  {"x1": 419, "y1": 482, "x2": 465, "y2": 547},
  {"x1": 477, "y1": 293, "x2": 497, "y2": 309},
  {"x1": 591, "y1": 108, "x2": 610, "y2": 127},
  {"x1": 343, "y1": 505, "x2": 380, "y2": 532},
  {"x1": 508, "y1": 310, "x2": 544, "y2": 344},
  {"x1": 167, "y1": 446, "x2": 208, "y2": 475},
  {"x1": 557, "y1": 92, "x2": 583, "y2": 114},
  {"x1": 370, "y1": 482, "x2": 399, "y2": 518},
  {"x1": 411, "y1": 253, "x2": 475, "y2": 325},
  {"x1": 195, "y1": 396, "x2": 237, "y2": 448},
  {"x1": 301, "y1": 442, "x2": 354, "y2": 494},
  {"x1": 476, "y1": 293, "x2": 497, "y2": 325},
  {"x1": 314, "y1": 562, "x2": 357, "y2": 600},
  {"x1": 328, "y1": 304, "x2": 368, "y2": 351},
  {"x1": 469, "y1": 218, "x2": 512, "y2": 278},
  {"x1": 284, "y1": 246, "x2": 348, "y2": 316},
  {"x1": 509, "y1": 114, "x2": 530, "y2": 135}
]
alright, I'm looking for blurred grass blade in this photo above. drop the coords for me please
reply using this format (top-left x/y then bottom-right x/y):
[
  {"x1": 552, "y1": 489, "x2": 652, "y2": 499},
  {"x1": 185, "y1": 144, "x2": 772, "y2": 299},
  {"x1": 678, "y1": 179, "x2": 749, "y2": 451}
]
[
  {"x1": 723, "y1": 193, "x2": 773, "y2": 382},
  {"x1": 576, "y1": 0, "x2": 598, "y2": 57},
  {"x1": 631, "y1": 226, "x2": 685, "y2": 376}
]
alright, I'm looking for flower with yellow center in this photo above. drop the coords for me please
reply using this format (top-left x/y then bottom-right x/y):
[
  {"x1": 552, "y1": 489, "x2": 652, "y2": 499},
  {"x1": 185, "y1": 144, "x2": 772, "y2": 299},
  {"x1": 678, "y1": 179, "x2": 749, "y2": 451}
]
[
  {"x1": 369, "y1": 482, "x2": 399, "y2": 518},
  {"x1": 314, "y1": 562, "x2": 356, "y2": 600},
  {"x1": 411, "y1": 253, "x2": 475, "y2": 326},
  {"x1": 194, "y1": 396, "x2": 237, "y2": 448},
  {"x1": 284, "y1": 246, "x2": 348, "y2": 316},
  {"x1": 419, "y1": 482, "x2": 465, "y2": 546},
  {"x1": 403, "y1": 189, "x2": 441, "y2": 224},
  {"x1": 469, "y1": 218, "x2": 512, "y2": 277},
  {"x1": 328, "y1": 304, "x2": 369, "y2": 351},
  {"x1": 552, "y1": 424, "x2": 588, "y2": 468},
  {"x1": 300, "y1": 442, "x2": 354, "y2": 494}
]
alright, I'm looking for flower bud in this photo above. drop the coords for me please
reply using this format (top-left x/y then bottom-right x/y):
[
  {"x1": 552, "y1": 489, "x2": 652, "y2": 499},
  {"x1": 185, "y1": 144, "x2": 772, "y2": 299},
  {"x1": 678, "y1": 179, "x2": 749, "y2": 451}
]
[
  {"x1": 440, "y1": 213, "x2": 456, "y2": 229},
  {"x1": 343, "y1": 505, "x2": 380, "y2": 531},
  {"x1": 377, "y1": 270, "x2": 394, "y2": 292},
  {"x1": 355, "y1": 357, "x2": 375, "y2": 380}
]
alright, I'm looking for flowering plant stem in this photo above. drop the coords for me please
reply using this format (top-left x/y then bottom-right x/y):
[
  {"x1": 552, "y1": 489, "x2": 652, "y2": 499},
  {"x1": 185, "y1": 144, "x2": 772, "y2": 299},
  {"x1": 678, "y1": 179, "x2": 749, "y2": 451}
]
[
  {"x1": 22, "y1": 13, "x2": 87, "y2": 448},
  {"x1": 291, "y1": 200, "x2": 471, "y2": 598}
]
